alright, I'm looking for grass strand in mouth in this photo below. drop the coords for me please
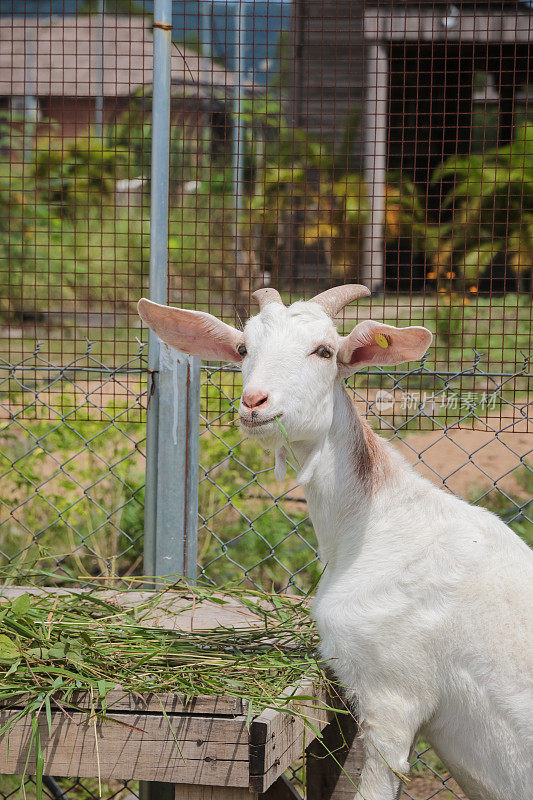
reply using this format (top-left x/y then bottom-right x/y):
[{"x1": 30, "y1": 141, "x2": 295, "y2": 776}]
[
  {"x1": 274, "y1": 416, "x2": 302, "y2": 470},
  {"x1": 0, "y1": 574, "x2": 346, "y2": 799}
]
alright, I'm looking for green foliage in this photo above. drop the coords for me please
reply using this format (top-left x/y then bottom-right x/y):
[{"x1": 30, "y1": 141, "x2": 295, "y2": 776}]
[
  {"x1": 384, "y1": 172, "x2": 439, "y2": 252},
  {"x1": 0, "y1": 144, "x2": 149, "y2": 317},
  {"x1": 107, "y1": 92, "x2": 153, "y2": 176},
  {"x1": 434, "y1": 293, "x2": 467, "y2": 348},
  {"x1": 0, "y1": 583, "x2": 335, "y2": 800},
  {"x1": 32, "y1": 134, "x2": 128, "y2": 217},
  {"x1": 0, "y1": 205, "x2": 149, "y2": 317},
  {"x1": 0, "y1": 381, "x2": 320, "y2": 591},
  {"x1": 107, "y1": 90, "x2": 208, "y2": 187},
  {"x1": 196, "y1": 423, "x2": 318, "y2": 591},
  {"x1": 0, "y1": 158, "x2": 29, "y2": 316},
  {"x1": 166, "y1": 191, "x2": 236, "y2": 299},
  {"x1": 0, "y1": 396, "x2": 146, "y2": 578},
  {"x1": 431, "y1": 122, "x2": 533, "y2": 291},
  {"x1": 425, "y1": 292, "x2": 531, "y2": 389},
  {"x1": 0, "y1": 112, "x2": 18, "y2": 159}
]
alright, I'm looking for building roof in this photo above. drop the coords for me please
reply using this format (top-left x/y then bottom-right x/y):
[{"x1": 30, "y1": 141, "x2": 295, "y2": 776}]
[{"x1": 0, "y1": 15, "x2": 242, "y2": 97}]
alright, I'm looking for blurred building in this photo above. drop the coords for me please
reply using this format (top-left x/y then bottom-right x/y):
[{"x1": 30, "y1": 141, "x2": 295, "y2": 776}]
[
  {"x1": 0, "y1": 14, "x2": 245, "y2": 137},
  {"x1": 0, "y1": 0, "x2": 291, "y2": 87}
]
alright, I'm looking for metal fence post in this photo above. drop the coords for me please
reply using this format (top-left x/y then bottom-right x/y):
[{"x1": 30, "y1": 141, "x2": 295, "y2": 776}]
[
  {"x1": 141, "y1": 0, "x2": 201, "y2": 796},
  {"x1": 94, "y1": 0, "x2": 104, "y2": 136},
  {"x1": 144, "y1": 0, "x2": 201, "y2": 586},
  {"x1": 144, "y1": 0, "x2": 201, "y2": 582},
  {"x1": 232, "y1": 1, "x2": 248, "y2": 317}
]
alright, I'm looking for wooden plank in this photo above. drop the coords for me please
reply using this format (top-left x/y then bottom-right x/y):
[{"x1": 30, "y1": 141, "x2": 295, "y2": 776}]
[
  {"x1": 261, "y1": 776, "x2": 302, "y2": 799},
  {"x1": 6, "y1": 690, "x2": 246, "y2": 718},
  {"x1": 0, "y1": 710, "x2": 250, "y2": 786},
  {"x1": 0, "y1": 587, "x2": 262, "y2": 718},
  {"x1": 253, "y1": 716, "x2": 325, "y2": 792},
  {"x1": 306, "y1": 696, "x2": 362, "y2": 800},
  {"x1": 262, "y1": 701, "x2": 331, "y2": 774},
  {"x1": 0, "y1": 588, "x2": 330, "y2": 792},
  {"x1": 249, "y1": 684, "x2": 332, "y2": 793},
  {"x1": 175, "y1": 786, "x2": 257, "y2": 799},
  {"x1": 0, "y1": 587, "x2": 267, "y2": 632},
  {"x1": 99, "y1": 691, "x2": 245, "y2": 717}
]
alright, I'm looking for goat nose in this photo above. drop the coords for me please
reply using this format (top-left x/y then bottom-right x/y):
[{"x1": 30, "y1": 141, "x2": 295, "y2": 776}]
[{"x1": 242, "y1": 390, "x2": 269, "y2": 410}]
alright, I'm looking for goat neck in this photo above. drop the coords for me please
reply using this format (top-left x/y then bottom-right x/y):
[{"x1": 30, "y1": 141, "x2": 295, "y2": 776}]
[{"x1": 291, "y1": 381, "x2": 395, "y2": 571}]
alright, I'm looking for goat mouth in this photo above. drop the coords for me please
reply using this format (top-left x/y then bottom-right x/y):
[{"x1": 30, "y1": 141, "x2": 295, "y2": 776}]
[{"x1": 239, "y1": 416, "x2": 279, "y2": 429}]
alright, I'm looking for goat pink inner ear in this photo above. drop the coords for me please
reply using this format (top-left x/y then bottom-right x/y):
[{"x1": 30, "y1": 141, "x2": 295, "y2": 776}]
[
  {"x1": 338, "y1": 320, "x2": 432, "y2": 374},
  {"x1": 137, "y1": 299, "x2": 244, "y2": 363},
  {"x1": 348, "y1": 344, "x2": 380, "y2": 366}
]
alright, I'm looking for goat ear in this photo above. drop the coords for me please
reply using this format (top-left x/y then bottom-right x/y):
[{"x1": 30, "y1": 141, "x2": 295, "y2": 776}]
[
  {"x1": 337, "y1": 320, "x2": 432, "y2": 376},
  {"x1": 138, "y1": 299, "x2": 244, "y2": 363}
]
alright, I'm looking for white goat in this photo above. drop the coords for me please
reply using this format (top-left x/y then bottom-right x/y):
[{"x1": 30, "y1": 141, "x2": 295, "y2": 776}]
[{"x1": 138, "y1": 285, "x2": 533, "y2": 800}]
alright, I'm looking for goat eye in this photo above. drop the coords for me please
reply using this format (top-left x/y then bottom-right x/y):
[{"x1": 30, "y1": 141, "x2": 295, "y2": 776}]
[
  {"x1": 237, "y1": 344, "x2": 247, "y2": 357},
  {"x1": 315, "y1": 345, "x2": 333, "y2": 359}
]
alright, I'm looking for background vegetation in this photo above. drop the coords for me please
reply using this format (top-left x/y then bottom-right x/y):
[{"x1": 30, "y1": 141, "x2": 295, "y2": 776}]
[
  {"x1": 0, "y1": 69, "x2": 531, "y2": 800},
  {"x1": 0, "y1": 89, "x2": 531, "y2": 586}
]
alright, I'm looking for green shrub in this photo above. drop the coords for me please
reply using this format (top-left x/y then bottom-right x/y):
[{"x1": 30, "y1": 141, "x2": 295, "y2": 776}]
[
  {"x1": 0, "y1": 396, "x2": 145, "y2": 579},
  {"x1": 0, "y1": 154, "x2": 149, "y2": 318},
  {"x1": 432, "y1": 122, "x2": 533, "y2": 291},
  {"x1": 32, "y1": 134, "x2": 128, "y2": 218},
  {"x1": 108, "y1": 90, "x2": 207, "y2": 187}
]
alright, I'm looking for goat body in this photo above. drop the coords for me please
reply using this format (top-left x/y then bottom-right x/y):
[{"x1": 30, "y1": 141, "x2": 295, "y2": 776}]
[
  {"x1": 307, "y1": 383, "x2": 533, "y2": 800},
  {"x1": 138, "y1": 286, "x2": 533, "y2": 800}
]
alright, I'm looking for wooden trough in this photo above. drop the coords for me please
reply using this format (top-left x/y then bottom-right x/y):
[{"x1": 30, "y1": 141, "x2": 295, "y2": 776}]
[{"x1": 0, "y1": 587, "x2": 362, "y2": 799}]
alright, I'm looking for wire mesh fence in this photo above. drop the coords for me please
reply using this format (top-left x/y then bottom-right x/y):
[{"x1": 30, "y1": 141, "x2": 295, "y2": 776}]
[
  {"x1": 0, "y1": 345, "x2": 147, "y2": 582},
  {"x1": 0, "y1": 0, "x2": 531, "y2": 798},
  {"x1": 0, "y1": 777, "x2": 139, "y2": 800},
  {"x1": 197, "y1": 358, "x2": 532, "y2": 597}
]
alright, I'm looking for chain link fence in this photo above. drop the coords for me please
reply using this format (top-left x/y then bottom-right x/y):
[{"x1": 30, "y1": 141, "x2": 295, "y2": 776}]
[
  {"x1": 0, "y1": 345, "x2": 147, "y2": 583},
  {"x1": 0, "y1": 0, "x2": 531, "y2": 798},
  {"x1": 198, "y1": 358, "x2": 532, "y2": 597}
]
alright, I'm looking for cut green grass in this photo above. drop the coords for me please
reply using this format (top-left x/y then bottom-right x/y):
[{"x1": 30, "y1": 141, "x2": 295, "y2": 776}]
[
  {"x1": 0, "y1": 576, "x2": 342, "y2": 799},
  {"x1": 275, "y1": 416, "x2": 302, "y2": 471}
]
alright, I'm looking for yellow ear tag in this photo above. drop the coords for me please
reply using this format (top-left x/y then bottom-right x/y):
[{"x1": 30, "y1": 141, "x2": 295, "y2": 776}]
[{"x1": 375, "y1": 333, "x2": 389, "y2": 349}]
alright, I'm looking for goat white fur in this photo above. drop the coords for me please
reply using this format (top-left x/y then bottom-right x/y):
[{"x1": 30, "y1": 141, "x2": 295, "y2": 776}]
[{"x1": 138, "y1": 288, "x2": 533, "y2": 800}]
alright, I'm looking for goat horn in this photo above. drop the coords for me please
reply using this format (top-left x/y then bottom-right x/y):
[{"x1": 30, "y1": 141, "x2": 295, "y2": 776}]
[
  {"x1": 253, "y1": 287, "x2": 284, "y2": 310},
  {"x1": 309, "y1": 284, "x2": 371, "y2": 317}
]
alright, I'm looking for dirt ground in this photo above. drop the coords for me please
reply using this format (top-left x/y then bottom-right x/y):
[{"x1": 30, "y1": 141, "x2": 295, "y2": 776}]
[
  {"x1": 402, "y1": 776, "x2": 467, "y2": 799},
  {"x1": 396, "y1": 421, "x2": 531, "y2": 500},
  {"x1": 274, "y1": 411, "x2": 532, "y2": 510},
  {"x1": 346, "y1": 392, "x2": 532, "y2": 500}
]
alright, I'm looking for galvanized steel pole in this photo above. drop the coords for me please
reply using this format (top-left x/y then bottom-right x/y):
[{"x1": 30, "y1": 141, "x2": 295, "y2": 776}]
[
  {"x1": 232, "y1": 1, "x2": 247, "y2": 316},
  {"x1": 144, "y1": 0, "x2": 201, "y2": 587},
  {"x1": 141, "y1": 12, "x2": 201, "y2": 800},
  {"x1": 233, "y1": 1, "x2": 246, "y2": 224},
  {"x1": 94, "y1": 0, "x2": 104, "y2": 136}
]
